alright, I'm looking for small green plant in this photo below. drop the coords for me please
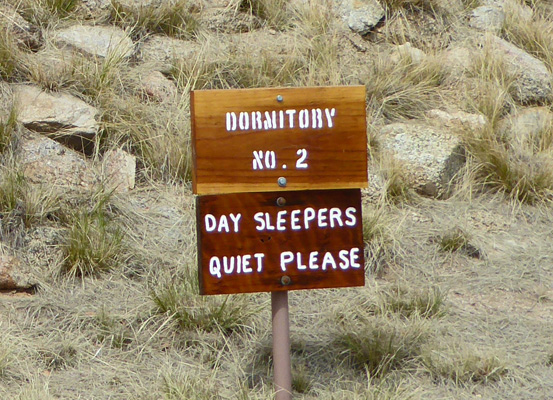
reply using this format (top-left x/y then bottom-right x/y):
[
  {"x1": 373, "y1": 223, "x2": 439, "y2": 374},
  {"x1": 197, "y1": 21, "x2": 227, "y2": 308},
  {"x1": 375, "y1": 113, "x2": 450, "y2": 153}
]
[
  {"x1": 17, "y1": 0, "x2": 78, "y2": 26},
  {"x1": 0, "y1": 28, "x2": 23, "y2": 81},
  {"x1": 61, "y1": 191, "x2": 123, "y2": 277},
  {"x1": 110, "y1": 0, "x2": 201, "y2": 39},
  {"x1": 39, "y1": 341, "x2": 78, "y2": 370},
  {"x1": 0, "y1": 106, "x2": 18, "y2": 153},
  {"x1": 437, "y1": 227, "x2": 469, "y2": 252},
  {"x1": 378, "y1": 285, "x2": 447, "y2": 318},
  {"x1": 239, "y1": 0, "x2": 291, "y2": 29},
  {"x1": 335, "y1": 315, "x2": 427, "y2": 376},
  {"x1": 161, "y1": 371, "x2": 219, "y2": 400},
  {"x1": 95, "y1": 307, "x2": 133, "y2": 349},
  {"x1": 292, "y1": 364, "x2": 312, "y2": 394},
  {"x1": 152, "y1": 267, "x2": 255, "y2": 333},
  {"x1": 422, "y1": 343, "x2": 508, "y2": 384},
  {"x1": 0, "y1": 339, "x2": 13, "y2": 377}
]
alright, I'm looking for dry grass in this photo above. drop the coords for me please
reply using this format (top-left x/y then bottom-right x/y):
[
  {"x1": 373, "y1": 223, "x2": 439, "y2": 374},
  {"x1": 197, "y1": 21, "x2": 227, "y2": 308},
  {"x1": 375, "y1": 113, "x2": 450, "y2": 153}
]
[
  {"x1": 238, "y1": 0, "x2": 291, "y2": 30},
  {"x1": 365, "y1": 52, "x2": 446, "y2": 121}
]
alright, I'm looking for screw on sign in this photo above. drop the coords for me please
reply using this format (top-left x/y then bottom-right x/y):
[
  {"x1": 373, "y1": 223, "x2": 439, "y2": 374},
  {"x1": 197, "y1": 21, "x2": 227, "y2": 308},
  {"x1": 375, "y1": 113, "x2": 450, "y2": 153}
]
[{"x1": 191, "y1": 86, "x2": 367, "y2": 399}]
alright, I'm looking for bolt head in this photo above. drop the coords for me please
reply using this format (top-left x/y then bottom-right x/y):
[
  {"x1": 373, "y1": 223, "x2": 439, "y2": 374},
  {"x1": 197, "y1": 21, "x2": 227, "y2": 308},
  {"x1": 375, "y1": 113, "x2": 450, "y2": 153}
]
[{"x1": 278, "y1": 177, "x2": 287, "y2": 187}]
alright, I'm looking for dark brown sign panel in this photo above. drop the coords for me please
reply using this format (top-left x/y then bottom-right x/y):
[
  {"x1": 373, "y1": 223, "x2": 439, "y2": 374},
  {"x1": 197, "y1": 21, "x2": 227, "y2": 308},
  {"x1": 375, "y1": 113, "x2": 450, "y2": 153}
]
[
  {"x1": 191, "y1": 86, "x2": 367, "y2": 195},
  {"x1": 197, "y1": 189, "x2": 364, "y2": 295}
]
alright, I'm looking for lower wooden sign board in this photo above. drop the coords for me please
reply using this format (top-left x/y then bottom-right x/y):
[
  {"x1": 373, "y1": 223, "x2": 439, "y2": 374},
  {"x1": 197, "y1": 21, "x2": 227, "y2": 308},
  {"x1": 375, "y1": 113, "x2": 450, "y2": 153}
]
[{"x1": 197, "y1": 189, "x2": 364, "y2": 295}]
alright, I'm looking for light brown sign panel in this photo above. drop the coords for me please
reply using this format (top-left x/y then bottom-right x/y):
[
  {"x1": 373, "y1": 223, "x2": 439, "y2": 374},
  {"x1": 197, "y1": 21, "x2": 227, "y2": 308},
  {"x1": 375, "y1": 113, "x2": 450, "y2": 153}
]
[
  {"x1": 197, "y1": 189, "x2": 365, "y2": 295},
  {"x1": 191, "y1": 86, "x2": 367, "y2": 195}
]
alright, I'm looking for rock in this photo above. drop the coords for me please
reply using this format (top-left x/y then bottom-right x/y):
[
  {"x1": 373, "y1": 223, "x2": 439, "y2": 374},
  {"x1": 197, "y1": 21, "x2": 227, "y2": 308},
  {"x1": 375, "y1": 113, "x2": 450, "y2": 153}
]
[
  {"x1": 138, "y1": 35, "x2": 202, "y2": 73},
  {"x1": 12, "y1": 85, "x2": 98, "y2": 154},
  {"x1": 0, "y1": 254, "x2": 37, "y2": 291},
  {"x1": 426, "y1": 109, "x2": 487, "y2": 131},
  {"x1": 17, "y1": 130, "x2": 98, "y2": 191},
  {"x1": 52, "y1": 25, "x2": 134, "y2": 59},
  {"x1": 202, "y1": 7, "x2": 261, "y2": 33},
  {"x1": 487, "y1": 36, "x2": 553, "y2": 104},
  {"x1": 0, "y1": 4, "x2": 41, "y2": 50},
  {"x1": 469, "y1": 5, "x2": 505, "y2": 32},
  {"x1": 0, "y1": 82, "x2": 14, "y2": 123},
  {"x1": 363, "y1": 170, "x2": 385, "y2": 204},
  {"x1": 140, "y1": 71, "x2": 178, "y2": 102},
  {"x1": 102, "y1": 149, "x2": 136, "y2": 192},
  {"x1": 443, "y1": 45, "x2": 472, "y2": 76},
  {"x1": 336, "y1": 0, "x2": 385, "y2": 35},
  {"x1": 389, "y1": 42, "x2": 426, "y2": 64},
  {"x1": 379, "y1": 123, "x2": 466, "y2": 198},
  {"x1": 498, "y1": 107, "x2": 553, "y2": 149}
]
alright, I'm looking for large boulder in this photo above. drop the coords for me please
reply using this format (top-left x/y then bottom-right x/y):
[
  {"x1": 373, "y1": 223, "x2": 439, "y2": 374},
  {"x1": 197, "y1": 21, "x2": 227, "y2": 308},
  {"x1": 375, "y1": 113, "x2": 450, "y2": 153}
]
[
  {"x1": 469, "y1": 5, "x2": 505, "y2": 33},
  {"x1": 498, "y1": 107, "x2": 553, "y2": 149},
  {"x1": 426, "y1": 109, "x2": 487, "y2": 131},
  {"x1": 0, "y1": 254, "x2": 37, "y2": 291},
  {"x1": 139, "y1": 71, "x2": 178, "y2": 102},
  {"x1": 379, "y1": 123, "x2": 466, "y2": 198},
  {"x1": 138, "y1": 35, "x2": 202, "y2": 73},
  {"x1": 102, "y1": 149, "x2": 136, "y2": 193},
  {"x1": 51, "y1": 25, "x2": 134, "y2": 59},
  {"x1": 336, "y1": 0, "x2": 385, "y2": 35},
  {"x1": 13, "y1": 85, "x2": 98, "y2": 154},
  {"x1": 488, "y1": 36, "x2": 553, "y2": 104},
  {"x1": 17, "y1": 130, "x2": 99, "y2": 191}
]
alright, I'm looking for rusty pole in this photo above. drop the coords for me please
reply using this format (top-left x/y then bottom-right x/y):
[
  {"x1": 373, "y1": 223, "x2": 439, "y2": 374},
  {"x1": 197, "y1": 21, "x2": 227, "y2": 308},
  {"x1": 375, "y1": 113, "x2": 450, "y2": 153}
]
[{"x1": 271, "y1": 291, "x2": 292, "y2": 400}]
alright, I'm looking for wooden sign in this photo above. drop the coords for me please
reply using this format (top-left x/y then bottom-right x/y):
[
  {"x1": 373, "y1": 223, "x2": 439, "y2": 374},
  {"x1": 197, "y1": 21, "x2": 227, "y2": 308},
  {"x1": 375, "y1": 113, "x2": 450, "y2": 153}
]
[
  {"x1": 197, "y1": 189, "x2": 364, "y2": 295},
  {"x1": 191, "y1": 86, "x2": 367, "y2": 195}
]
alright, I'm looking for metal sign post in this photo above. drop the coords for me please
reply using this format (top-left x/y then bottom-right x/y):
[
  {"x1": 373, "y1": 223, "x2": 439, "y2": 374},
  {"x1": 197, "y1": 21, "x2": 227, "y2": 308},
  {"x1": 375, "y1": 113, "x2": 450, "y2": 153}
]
[{"x1": 272, "y1": 291, "x2": 292, "y2": 400}]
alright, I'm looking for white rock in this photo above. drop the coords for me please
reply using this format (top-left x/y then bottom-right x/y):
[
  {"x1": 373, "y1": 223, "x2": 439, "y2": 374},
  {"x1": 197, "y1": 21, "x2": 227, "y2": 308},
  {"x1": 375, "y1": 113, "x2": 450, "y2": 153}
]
[
  {"x1": 488, "y1": 36, "x2": 553, "y2": 104},
  {"x1": 0, "y1": 254, "x2": 36, "y2": 291},
  {"x1": 336, "y1": 0, "x2": 385, "y2": 35},
  {"x1": 18, "y1": 130, "x2": 98, "y2": 190},
  {"x1": 426, "y1": 109, "x2": 487, "y2": 131},
  {"x1": 13, "y1": 85, "x2": 99, "y2": 154},
  {"x1": 379, "y1": 123, "x2": 466, "y2": 198},
  {"x1": 52, "y1": 25, "x2": 134, "y2": 58},
  {"x1": 140, "y1": 71, "x2": 178, "y2": 102},
  {"x1": 498, "y1": 107, "x2": 553, "y2": 148},
  {"x1": 389, "y1": 43, "x2": 426, "y2": 64},
  {"x1": 469, "y1": 5, "x2": 505, "y2": 32},
  {"x1": 102, "y1": 149, "x2": 136, "y2": 193}
]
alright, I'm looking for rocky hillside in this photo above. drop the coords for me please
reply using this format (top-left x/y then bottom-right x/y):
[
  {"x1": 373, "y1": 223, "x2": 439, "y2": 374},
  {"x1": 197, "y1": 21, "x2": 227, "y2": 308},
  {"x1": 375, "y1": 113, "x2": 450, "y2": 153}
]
[{"x1": 1, "y1": 0, "x2": 553, "y2": 399}]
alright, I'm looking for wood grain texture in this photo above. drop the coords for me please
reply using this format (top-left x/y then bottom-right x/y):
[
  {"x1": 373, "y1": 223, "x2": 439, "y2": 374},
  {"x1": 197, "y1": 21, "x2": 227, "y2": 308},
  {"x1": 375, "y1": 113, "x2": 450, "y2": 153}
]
[
  {"x1": 197, "y1": 189, "x2": 365, "y2": 295},
  {"x1": 191, "y1": 86, "x2": 367, "y2": 195}
]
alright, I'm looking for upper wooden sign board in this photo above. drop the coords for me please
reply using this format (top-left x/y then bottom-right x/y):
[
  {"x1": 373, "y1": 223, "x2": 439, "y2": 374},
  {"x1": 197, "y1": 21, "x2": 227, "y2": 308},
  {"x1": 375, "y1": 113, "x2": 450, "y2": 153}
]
[{"x1": 191, "y1": 86, "x2": 367, "y2": 195}]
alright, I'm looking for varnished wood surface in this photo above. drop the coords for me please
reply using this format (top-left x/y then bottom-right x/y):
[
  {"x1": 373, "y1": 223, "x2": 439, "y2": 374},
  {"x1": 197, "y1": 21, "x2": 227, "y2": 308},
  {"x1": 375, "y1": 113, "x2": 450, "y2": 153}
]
[
  {"x1": 197, "y1": 189, "x2": 365, "y2": 295},
  {"x1": 191, "y1": 86, "x2": 367, "y2": 195}
]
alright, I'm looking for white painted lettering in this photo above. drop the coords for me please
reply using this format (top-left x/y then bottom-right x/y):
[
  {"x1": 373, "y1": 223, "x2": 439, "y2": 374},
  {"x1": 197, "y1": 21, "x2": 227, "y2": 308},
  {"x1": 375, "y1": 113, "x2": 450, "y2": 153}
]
[
  {"x1": 322, "y1": 252, "x2": 337, "y2": 270},
  {"x1": 329, "y1": 208, "x2": 343, "y2": 228},
  {"x1": 209, "y1": 257, "x2": 222, "y2": 278},
  {"x1": 252, "y1": 111, "x2": 262, "y2": 130},
  {"x1": 299, "y1": 109, "x2": 309, "y2": 129},
  {"x1": 309, "y1": 251, "x2": 319, "y2": 270},
  {"x1": 350, "y1": 247, "x2": 361, "y2": 268},
  {"x1": 317, "y1": 208, "x2": 328, "y2": 228},
  {"x1": 239, "y1": 112, "x2": 249, "y2": 130},
  {"x1": 254, "y1": 212, "x2": 265, "y2": 231},
  {"x1": 223, "y1": 256, "x2": 234, "y2": 274},
  {"x1": 264, "y1": 213, "x2": 275, "y2": 231},
  {"x1": 229, "y1": 213, "x2": 242, "y2": 233},
  {"x1": 254, "y1": 253, "x2": 265, "y2": 272},
  {"x1": 217, "y1": 216, "x2": 230, "y2": 233},
  {"x1": 312, "y1": 108, "x2": 323, "y2": 128},
  {"x1": 296, "y1": 148, "x2": 308, "y2": 169},
  {"x1": 276, "y1": 210, "x2": 287, "y2": 231},
  {"x1": 324, "y1": 108, "x2": 336, "y2": 128},
  {"x1": 304, "y1": 207, "x2": 316, "y2": 229},
  {"x1": 345, "y1": 207, "x2": 357, "y2": 227},
  {"x1": 338, "y1": 249, "x2": 350, "y2": 270},
  {"x1": 253, "y1": 150, "x2": 264, "y2": 170},
  {"x1": 205, "y1": 214, "x2": 217, "y2": 232},
  {"x1": 263, "y1": 111, "x2": 274, "y2": 130},
  {"x1": 291, "y1": 210, "x2": 301, "y2": 230},
  {"x1": 280, "y1": 251, "x2": 294, "y2": 272},
  {"x1": 285, "y1": 109, "x2": 296, "y2": 128},
  {"x1": 297, "y1": 252, "x2": 307, "y2": 270},
  {"x1": 242, "y1": 254, "x2": 252, "y2": 273},
  {"x1": 265, "y1": 151, "x2": 276, "y2": 169},
  {"x1": 226, "y1": 112, "x2": 237, "y2": 131},
  {"x1": 279, "y1": 110, "x2": 284, "y2": 129}
]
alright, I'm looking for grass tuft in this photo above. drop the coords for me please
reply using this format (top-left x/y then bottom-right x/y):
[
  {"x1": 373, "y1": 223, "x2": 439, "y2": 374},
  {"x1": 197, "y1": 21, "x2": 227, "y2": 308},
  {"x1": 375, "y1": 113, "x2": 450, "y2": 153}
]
[
  {"x1": 335, "y1": 315, "x2": 427, "y2": 376},
  {"x1": 95, "y1": 307, "x2": 133, "y2": 349},
  {"x1": 0, "y1": 337, "x2": 12, "y2": 376},
  {"x1": 110, "y1": 0, "x2": 201, "y2": 39},
  {"x1": 239, "y1": 0, "x2": 290, "y2": 29},
  {"x1": 378, "y1": 285, "x2": 447, "y2": 318},
  {"x1": 422, "y1": 343, "x2": 508, "y2": 384},
  {"x1": 61, "y1": 190, "x2": 123, "y2": 277},
  {"x1": 161, "y1": 371, "x2": 219, "y2": 400},
  {"x1": 366, "y1": 53, "x2": 446, "y2": 121},
  {"x1": 151, "y1": 267, "x2": 255, "y2": 333}
]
